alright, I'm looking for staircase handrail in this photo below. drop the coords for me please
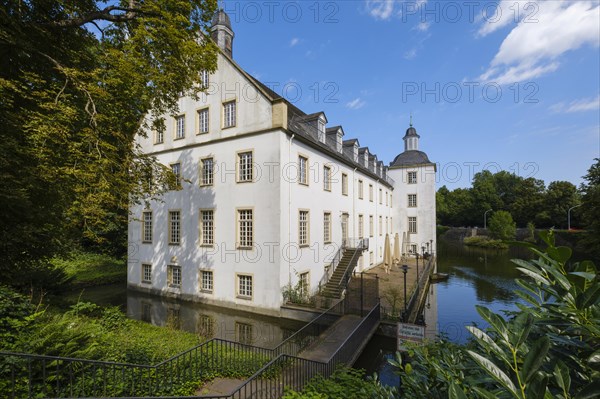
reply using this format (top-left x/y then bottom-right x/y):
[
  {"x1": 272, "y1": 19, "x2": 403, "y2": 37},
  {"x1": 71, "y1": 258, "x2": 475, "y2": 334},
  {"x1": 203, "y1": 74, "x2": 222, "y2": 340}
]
[
  {"x1": 336, "y1": 238, "x2": 369, "y2": 294},
  {"x1": 318, "y1": 244, "x2": 344, "y2": 291}
]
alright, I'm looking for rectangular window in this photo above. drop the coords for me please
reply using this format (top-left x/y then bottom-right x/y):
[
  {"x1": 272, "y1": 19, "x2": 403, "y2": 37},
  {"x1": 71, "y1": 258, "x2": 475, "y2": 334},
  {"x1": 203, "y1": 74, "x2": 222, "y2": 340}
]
[
  {"x1": 155, "y1": 129, "x2": 164, "y2": 144},
  {"x1": 200, "y1": 270, "x2": 213, "y2": 293},
  {"x1": 142, "y1": 211, "x2": 152, "y2": 243},
  {"x1": 323, "y1": 212, "x2": 331, "y2": 243},
  {"x1": 198, "y1": 108, "x2": 209, "y2": 134},
  {"x1": 200, "y1": 158, "x2": 214, "y2": 186},
  {"x1": 408, "y1": 171, "x2": 417, "y2": 184},
  {"x1": 299, "y1": 210, "x2": 309, "y2": 246},
  {"x1": 408, "y1": 194, "x2": 417, "y2": 207},
  {"x1": 169, "y1": 211, "x2": 181, "y2": 245},
  {"x1": 170, "y1": 163, "x2": 181, "y2": 189},
  {"x1": 409, "y1": 216, "x2": 417, "y2": 233},
  {"x1": 141, "y1": 302, "x2": 152, "y2": 322},
  {"x1": 386, "y1": 191, "x2": 388, "y2": 206},
  {"x1": 342, "y1": 173, "x2": 348, "y2": 196},
  {"x1": 142, "y1": 264, "x2": 152, "y2": 284},
  {"x1": 175, "y1": 115, "x2": 185, "y2": 139},
  {"x1": 237, "y1": 274, "x2": 253, "y2": 298},
  {"x1": 299, "y1": 272, "x2": 309, "y2": 297},
  {"x1": 358, "y1": 180, "x2": 364, "y2": 199},
  {"x1": 168, "y1": 265, "x2": 182, "y2": 287},
  {"x1": 198, "y1": 314, "x2": 214, "y2": 337},
  {"x1": 358, "y1": 214, "x2": 364, "y2": 239},
  {"x1": 369, "y1": 184, "x2": 373, "y2": 202},
  {"x1": 390, "y1": 194, "x2": 393, "y2": 207},
  {"x1": 386, "y1": 217, "x2": 389, "y2": 234},
  {"x1": 369, "y1": 215, "x2": 374, "y2": 237},
  {"x1": 411, "y1": 244, "x2": 418, "y2": 254},
  {"x1": 298, "y1": 155, "x2": 308, "y2": 185},
  {"x1": 200, "y1": 70, "x2": 209, "y2": 89},
  {"x1": 200, "y1": 210, "x2": 214, "y2": 246},
  {"x1": 236, "y1": 322, "x2": 253, "y2": 344},
  {"x1": 238, "y1": 151, "x2": 253, "y2": 182},
  {"x1": 223, "y1": 100, "x2": 236, "y2": 128},
  {"x1": 369, "y1": 251, "x2": 374, "y2": 265},
  {"x1": 238, "y1": 209, "x2": 253, "y2": 248},
  {"x1": 379, "y1": 188, "x2": 383, "y2": 204},
  {"x1": 323, "y1": 166, "x2": 331, "y2": 191},
  {"x1": 379, "y1": 216, "x2": 382, "y2": 236}
]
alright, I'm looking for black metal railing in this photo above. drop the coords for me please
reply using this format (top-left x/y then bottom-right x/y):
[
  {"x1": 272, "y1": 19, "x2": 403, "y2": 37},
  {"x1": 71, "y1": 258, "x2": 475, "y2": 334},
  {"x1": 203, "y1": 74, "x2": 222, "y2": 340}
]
[
  {"x1": 404, "y1": 256, "x2": 435, "y2": 323},
  {"x1": 318, "y1": 245, "x2": 344, "y2": 291},
  {"x1": 337, "y1": 238, "x2": 369, "y2": 296}
]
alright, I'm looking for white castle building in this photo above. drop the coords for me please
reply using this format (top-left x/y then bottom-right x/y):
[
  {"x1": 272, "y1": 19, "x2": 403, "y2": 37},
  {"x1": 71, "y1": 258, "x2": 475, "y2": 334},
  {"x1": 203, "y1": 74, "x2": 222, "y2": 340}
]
[{"x1": 127, "y1": 10, "x2": 436, "y2": 316}]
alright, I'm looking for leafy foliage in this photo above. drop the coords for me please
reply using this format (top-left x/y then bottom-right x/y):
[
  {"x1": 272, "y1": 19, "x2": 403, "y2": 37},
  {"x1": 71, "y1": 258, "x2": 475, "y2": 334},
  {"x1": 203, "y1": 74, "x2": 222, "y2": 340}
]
[
  {"x1": 488, "y1": 210, "x2": 517, "y2": 241},
  {"x1": 463, "y1": 235, "x2": 509, "y2": 249},
  {"x1": 391, "y1": 230, "x2": 600, "y2": 398},
  {"x1": 0, "y1": 0, "x2": 218, "y2": 287},
  {"x1": 437, "y1": 170, "x2": 581, "y2": 228},
  {"x1": 282, "y1": 368, "x2": 396, "y2": 399},
  {"x1": 579, "y1": 158, "x2": 600, "y2": 259}
]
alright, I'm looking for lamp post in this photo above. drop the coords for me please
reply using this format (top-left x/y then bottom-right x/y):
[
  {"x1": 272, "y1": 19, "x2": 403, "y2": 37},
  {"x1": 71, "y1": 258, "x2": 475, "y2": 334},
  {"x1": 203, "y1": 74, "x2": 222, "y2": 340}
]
[
  {"x1": 484, "y1": 209, "x2": 493, "y2": 229},
  {"x1": 401, "y1": 264, "x2": 409, "y2": 315},
  {"x1": 568, "y1": 204, "x2": 582, "y2": 230},
  {"x1": 415, "y1": 253, "x2": 420, "y2": 281},
  {"x1": 429, "y1": 239, "x2": 433, "y2": 255},
  {"x1": 422, "y1": 245, "x2": 426, "y2": 259}
]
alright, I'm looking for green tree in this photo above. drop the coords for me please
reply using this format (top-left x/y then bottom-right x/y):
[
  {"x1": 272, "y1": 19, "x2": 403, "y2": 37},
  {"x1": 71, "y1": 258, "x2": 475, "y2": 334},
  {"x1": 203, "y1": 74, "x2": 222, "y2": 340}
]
[
  {"x1": 488, "y1": 210, "x2": 516, "y2": 241},
  {"x1": 542, "y1": 181, "x2": 580, "y2": 229},
  {"x1": 0, "y1": 0, "x2": 218, "y2": 288},
  {"x1": 579, "y1": 158, "x2": 600, "y2": 259}
]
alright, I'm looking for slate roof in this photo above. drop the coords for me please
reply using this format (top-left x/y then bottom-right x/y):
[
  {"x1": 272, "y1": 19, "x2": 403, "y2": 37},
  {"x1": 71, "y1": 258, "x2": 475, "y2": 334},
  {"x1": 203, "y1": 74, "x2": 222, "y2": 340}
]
[{"x1": 390, "y1": 150, "x2": 432, "y2": 167}]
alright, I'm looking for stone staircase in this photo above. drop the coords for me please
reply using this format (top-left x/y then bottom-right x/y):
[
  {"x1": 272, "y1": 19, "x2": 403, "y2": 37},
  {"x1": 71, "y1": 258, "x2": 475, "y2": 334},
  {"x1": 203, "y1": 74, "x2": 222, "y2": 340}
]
[{"x1": 320, "y1": 247, "x2": 363, "y2": 298}]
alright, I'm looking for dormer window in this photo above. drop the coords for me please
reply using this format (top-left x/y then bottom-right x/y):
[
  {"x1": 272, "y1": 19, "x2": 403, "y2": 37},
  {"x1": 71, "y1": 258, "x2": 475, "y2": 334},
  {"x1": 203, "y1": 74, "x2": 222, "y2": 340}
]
[{"x1": 317, "y1": 117, "x2": 326, "y2": 143}]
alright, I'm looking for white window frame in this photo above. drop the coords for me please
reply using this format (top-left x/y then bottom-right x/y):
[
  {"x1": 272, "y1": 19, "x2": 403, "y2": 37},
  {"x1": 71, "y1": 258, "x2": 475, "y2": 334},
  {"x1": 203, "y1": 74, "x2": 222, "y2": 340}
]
[
  {"x1": 369, "y1": 215, "x2": 374, "y2": 237},
  {"x1": 175, "y1": 115, "x2": 185, "y2": 139},
  {"x1": 358, "y1": 180, "x2": 364, "y2": 199},
  {"x1": 200, "y1": 270, "x2": 213, "y2": 293},
  {"x1": 358, "y1": 214, "x2": 364, "y2": 239},
  {"x1": 323, "y1": 165, "x2": 331, "y2": 191},
  {"x1": 237, "y1": 151, "x2": 253, "y2": 183},
  {"x1": 298, "y1": 155, "x2": 308, "y2": 185},
  {"x1": 299, "y1": 210, "x2": 309, "y2": 247},
  {"x1": 200, "y1": 70, "x2": 209, "y2": 89},
  {"x1": 142, "y1": 263, "x2": 152, "y2": 284},
  {"x1": 223, "y1": 100, "x2": 236, "y2": 128},
  {"x1": 342, "y1": 173, "x2": 348, "y2": 196},
  {"x1": 237, "y1": 274, "x2": 253, "y2": 299},
  {"x1": 168, "y1": 265, "x2": 182, "y2": 287},
  {"x1": 197, "y1": 108, "x2": 209, "y2": 134},
  {"x1": 169, "y1": 210, "x2": 181, "y2": 245},
  {"x1": 408, "y1": 194, "x2": 417, "y2": 208},
  {"x1": 155, "y1": 129, "x2": 164, "y2": 144},
  {"x1": 369, "y1": 184, "x2": 373, "y2": 202},
  {"x1": 142, "y1": 211, "x2": 152, "y2": 243},
  {"x1": 323, "y1": 212, "x2": 332, "y2": 243},
  {"x1": 299, "y1": 271, "x2": 310, "y2": 297},
  {"x1": 200, "y1": 157, "x2": 214, "y2": 186},
  {"x1": 237, "y1": 209, "x2": 254, "y2": 248},
  {"x1": 408, "y1": 171, "x2": 417, "y2": 184},
  {"x1": 199, "y1": 209, "x2": 214, "y2": 246},
  {"x1": 379, "y1": 216, "x2": 382, "y2": 236},
  {"x1": 409, "y1": 216, "x2": 418, "y2": 234}
]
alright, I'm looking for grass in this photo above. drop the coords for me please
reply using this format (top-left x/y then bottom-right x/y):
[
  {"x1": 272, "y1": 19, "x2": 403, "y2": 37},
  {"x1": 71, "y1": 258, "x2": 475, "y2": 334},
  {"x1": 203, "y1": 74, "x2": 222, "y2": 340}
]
[
  {"x1": 463, "y1": 235, "x2": 509, "y2": 249},
  {"x1": 52, "y1": 251, "x2": 126, "y2": 287}
]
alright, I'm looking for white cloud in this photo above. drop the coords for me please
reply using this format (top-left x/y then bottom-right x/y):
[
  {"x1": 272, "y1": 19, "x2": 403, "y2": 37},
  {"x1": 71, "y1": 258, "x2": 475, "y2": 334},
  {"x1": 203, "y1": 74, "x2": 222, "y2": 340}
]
[
  {"x1": 403, "y1": 48, "x2": 418, "y2": 60},
  {"x1": 550, "y1": 95, "x2": 600, "y2": 113},
  {"x1": 366, "y1": 0, "x2": 394, "y2": 20},
  {"x1": 478, "y1": 1, "x2": 600, "y2": 84},
  {"x1": 290, "y1": 38, "x2": 300, "y2": 47},
  {"x1": 415, "y1": 21, "x2": 430, "y2": 32},
  {"x1": 346, "y1": 98, "x2": 366, "y2": 110},
  {"x1": 477, "y1": 0, "x2": 531, "y2": 37}
]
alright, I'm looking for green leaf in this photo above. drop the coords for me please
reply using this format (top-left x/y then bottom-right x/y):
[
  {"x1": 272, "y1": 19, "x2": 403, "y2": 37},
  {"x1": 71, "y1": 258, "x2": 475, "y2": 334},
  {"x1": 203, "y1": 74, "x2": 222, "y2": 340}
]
[
  {"x1": 467, "y1": 350, "x2": 519, "y2": 398},
  {"x1": 511, "y1": 313, "x2": 534, "y2": 348},
  {"x1": 476, "y1": 306, "x2": 509, "y2": 341},
  {"x1": 525, "y1": 373, "x2": 548, "y2": 399},
  {"x1": 520, "y1": 336, "x2": 550, "y2": 383},
  {"x1": 575, "y1": 283, "x2": 600, "y2": 309},
  {"x1": 473, "y1": 386, "x2": 500, "y2": 399},
  {"x1": 466, "y1": 326, "x2": 510, "y2": 364},
  {"x1": 517, "y1": 267, "x2": 550, "y2": 286},
  {"x1": 568, "y1": 272, "x2": 597, "y2": 281},
  {"x1": 553, "y1": 361, "x2": 571, "y2": 394},
  {"x1": 547, "y1": 246, "x2": 572, "y2": 264},
  {"x1": 575, "y1": 379, "x2": 600, "y2": 399},
  {"x1": 449, "y1": 382, "x2": 468, "y2": 399},
  {"x1": 587, "y1": 350, "x2": 600, "y2": 371}
]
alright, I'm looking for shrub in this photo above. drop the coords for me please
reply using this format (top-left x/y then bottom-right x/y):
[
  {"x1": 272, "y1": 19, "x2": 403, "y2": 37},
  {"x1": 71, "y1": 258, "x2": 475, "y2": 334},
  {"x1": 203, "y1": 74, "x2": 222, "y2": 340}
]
[{"x1": 488, "y1": 210, "x2": 516, "y2": 241}]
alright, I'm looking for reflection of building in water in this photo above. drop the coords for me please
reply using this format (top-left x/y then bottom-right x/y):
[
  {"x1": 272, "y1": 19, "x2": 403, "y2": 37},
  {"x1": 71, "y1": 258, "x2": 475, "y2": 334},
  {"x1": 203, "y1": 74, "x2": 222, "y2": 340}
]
[
  {"x1": 128, "y1": 290, "x2": 304, "y2": 348},
  {"x1": 422, "y1": 282, "x2": 438, "y2": 340}
]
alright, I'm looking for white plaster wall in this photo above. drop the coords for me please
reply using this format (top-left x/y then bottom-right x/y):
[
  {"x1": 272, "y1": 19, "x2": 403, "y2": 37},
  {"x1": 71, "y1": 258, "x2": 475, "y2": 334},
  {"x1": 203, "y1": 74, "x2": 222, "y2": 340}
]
[
  {"x1": 137, "y1": 53, "x2": 273, "y2": 154},
  {"x1": 277, "y1": 136, "x2": 394, "y2": 297},
  {"x1": 129, "y1": 131, "x2": 282, "y2": 312},
  {"x1": 388, "y1": 164, "x2": 437, "y2": 256}
]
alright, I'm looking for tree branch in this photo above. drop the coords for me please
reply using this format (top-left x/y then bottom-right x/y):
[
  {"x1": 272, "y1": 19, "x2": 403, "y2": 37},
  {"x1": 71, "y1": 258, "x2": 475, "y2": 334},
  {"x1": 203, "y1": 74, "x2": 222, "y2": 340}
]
[{"x1": 46, "y1": 5, "x2": 154, "y2": 28}]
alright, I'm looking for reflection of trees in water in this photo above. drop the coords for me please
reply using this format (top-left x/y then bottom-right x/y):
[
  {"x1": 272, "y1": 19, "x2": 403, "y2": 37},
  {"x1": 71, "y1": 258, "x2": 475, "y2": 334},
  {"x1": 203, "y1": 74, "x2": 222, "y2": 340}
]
[{"x1": 452, "y1": 267, "x2": 517, "y2": 303}]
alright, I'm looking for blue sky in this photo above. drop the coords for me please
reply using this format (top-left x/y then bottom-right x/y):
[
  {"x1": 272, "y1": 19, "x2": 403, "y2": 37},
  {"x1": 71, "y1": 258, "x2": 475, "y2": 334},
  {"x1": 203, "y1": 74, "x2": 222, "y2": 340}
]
[{"x1": 223, "y1": 0, "x2": 599, "y2": 189}]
